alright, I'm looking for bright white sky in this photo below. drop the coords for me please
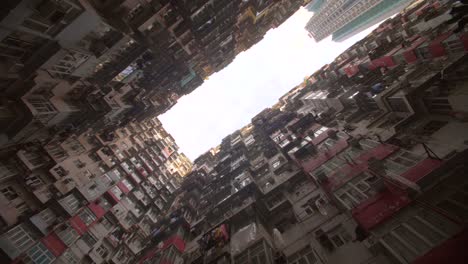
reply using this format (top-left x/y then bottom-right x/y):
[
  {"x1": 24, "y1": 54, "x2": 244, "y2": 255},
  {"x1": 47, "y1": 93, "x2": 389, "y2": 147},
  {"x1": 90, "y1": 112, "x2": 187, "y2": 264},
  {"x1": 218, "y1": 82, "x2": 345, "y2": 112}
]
[{"x1": 160, "y1": 8, "x2": 380, "y2": 160}]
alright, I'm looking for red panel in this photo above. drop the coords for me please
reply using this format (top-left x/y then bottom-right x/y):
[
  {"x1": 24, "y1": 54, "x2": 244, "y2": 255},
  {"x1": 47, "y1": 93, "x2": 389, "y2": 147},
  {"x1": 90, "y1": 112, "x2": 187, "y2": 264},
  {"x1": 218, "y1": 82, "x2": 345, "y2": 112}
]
[
  {"x1": 299, "y1": 139, "x2": 349, "y2": 173},
  {"x1": 138, "y1": 235, "x2": 186, "y2": 264},
  {"x1": 344, "y1": 65, "x2": 359, "y2": 77},
  {"x1": 429, "y1": 32, "x2": 452, "y2": 58},
  {"x1": 412, "y1": 229, "x2": 468, "y2": 264},
  {"x1": 355, "y1": 144, "x2": 398, "y2": 163},
  {"x1": 70, "y1": 215, "x2": 88, "y2": 235},
  {"x1": 323, "y1": 144, "x2": 397, "y2": 191},
  {"x1": 371, "y1": 56, "x2": 396, "y2": 68},
  {"x1": 137, "y1": 167, "x2": 148, "y2": 177},
  {"x1": 429, "y1": 43, "x2": 446, "y2": 58},
  {"x1": 325, "y1": 163, "x2": 367, "y2": 191},
  {"x1": 461, "y1": 33, "x2": 468, "y2": 51},
  {"x1": 401, "y1": 158, "x2": 443, "y2": 183},
  {"x1": 88, "y1": 202, "x2": 106, "y2": 219},
  {"x1": 41, "y1": 233, "x2": 67, "y2": 257},
  {"x1": 403, "y1": 50, "x2": 418, "y2": 63},
  {"x1": 117, "y1": 181, "x2": 130, "y2": 194},
  {"x1": 403, "y1": 37, "x2": 427, "y2": 63},
  {"x1": 163, "y1": 147, "x2": 172, "y2": 158},
  {"x1": 352, "y1": 189, "x2": 411, "y2": 231},
  {"x1": 368, "y1": 61, "x2": 378, "y2": 71},
  {"x1": 162, "y1": 235, "x2": 186, "y2": 252}
]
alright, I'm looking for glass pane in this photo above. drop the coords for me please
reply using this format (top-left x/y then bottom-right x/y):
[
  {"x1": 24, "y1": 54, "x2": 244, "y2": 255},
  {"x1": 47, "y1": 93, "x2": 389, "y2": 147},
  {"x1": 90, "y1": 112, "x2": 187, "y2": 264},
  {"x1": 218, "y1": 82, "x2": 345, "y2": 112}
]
[
  {"x1": 420, "y1": 208, "x2": 460, "y2": 236},
  {"x1": 331, "y1": 235, "x2": 344, "y2": 247},
  {"x1": 348, "y1": 188, "x2": 365, "y2": 201},
  {"x1": 407, "y1": 217, "x2": 444, "y2": 245},
  {"x1": 393, "y1": 226, "x2": 430, "y2": 254},
  {"x1": 383, "y1": 233, "x2": 417, "y2": 262}
]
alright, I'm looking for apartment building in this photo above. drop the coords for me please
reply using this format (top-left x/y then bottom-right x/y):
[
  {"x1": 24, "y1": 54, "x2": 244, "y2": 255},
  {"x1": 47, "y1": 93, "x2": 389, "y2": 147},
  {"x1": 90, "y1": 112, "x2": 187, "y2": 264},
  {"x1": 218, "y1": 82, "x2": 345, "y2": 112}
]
[
  {"x1": 1, "y1": 0, "x2": 467, "y2": 264},
  {"x1": 1, "y1": 0, "x2": 308, "y2": 149},
  {"x1": 134, "y1": 2, "x2": 467, "y2": 264},
  {"x1": 0, "y1": 116, "x2": 192, "y2": 263},
  {"x1": 305, "y1": 0, "x2": 413, "y2": 42}
]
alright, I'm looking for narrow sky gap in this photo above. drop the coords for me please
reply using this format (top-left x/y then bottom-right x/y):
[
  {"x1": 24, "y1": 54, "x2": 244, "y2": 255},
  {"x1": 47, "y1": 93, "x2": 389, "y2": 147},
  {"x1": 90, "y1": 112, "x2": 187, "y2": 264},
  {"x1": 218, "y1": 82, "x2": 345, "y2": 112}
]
[{"x1": 160, "y1": 8, "x2": 381, "y2": 160}]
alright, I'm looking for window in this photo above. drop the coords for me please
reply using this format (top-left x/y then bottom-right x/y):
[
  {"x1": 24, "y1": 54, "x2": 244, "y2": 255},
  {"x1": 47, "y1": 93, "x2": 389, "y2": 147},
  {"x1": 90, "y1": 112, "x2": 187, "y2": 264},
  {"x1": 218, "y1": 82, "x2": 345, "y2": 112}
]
[
  {"x1": 25, "y1": 174, "x2": 44, "y2": 188},
  {"x1": 387, "y1": 97, "x2": 410, "y2": 113},
  {"x1": 265, "y1": 192, "x2": 284, "y2": 209},
  {"x1": 2, "y1": 224, "x2": 36, "y2": 255},
  {"x1": 100, "y1": 217, "x2": 114, "y2": 231},
  {"x1": 379, "y1": 206, "x2": 460, "y2": 263},
  {"x1": 0, "y1": 162, "x2": 16, "y2": 180},
  {"x1": 26, "y1": 242, "x2": 55, "y2": 264},
  {"x1": 316, "y1": 226, "x2": 351, "y2": 252},
  {"x1": 314, "y1": 156, "x2": 346, "y2": 177},
  {"x1": 26, "y1": 98, "x2": 56, "y2": 113},
  {"x1": 112, "y1": 169, "x2": 123, "y2": 180},
  {"x1": 121, "y1": 179, "x2": 134, "y2": 191},
  {"x1": 56, "y1": 224, "x2": 79, "y2": 246},
  {"x1": 124, "y1": 213, "x2": 137, "y2": 226},
  {"x1": 334, "y1": 173, "x2": 376, "y2": 210},
  {"x1": 59, "y1": 194, "x2": 81, "y2": 215},
  {"x1": 272, "y1": 158, "x2": 284, "y2": 170},
  {"x1": 161, "y1": 246, "x2": 179, "y2": 262},
  {"x1": 287, "y1": 246, "x2": 318, "y2": 264},
  {"x1": 78, "y1": 208, "x2": 96, "y2": 226},
  {"x1": 313, "y1": 126, "x2": 328, "y2": 137},
  {"x1": 384, "y1": 150, "x2": 422, "y2": 176},
  {"x1": 1, "y1": 186, "x2": 19, "y2": 201},
  {"x1": 96, "y1": 244, "x2": 109, "y2": 258},
  {"x1": 436, "y1": 190, "x2": 468, "y2": 220},
  {"x1": 81, "y1": 232, "x2": 97, "y2": 248},
  {"x1": 62, "y1": 249, "x2": 79, "y2": 264},
  {"x1": 100, "y1": 174, "x2": 114, "y2": 187},
  {"x1": 245, "y1": 135, "x2": 255, "y2": 146},
  {"x1": 38, "y1": 208, "x2": 57, "y2": 226},
  {"x1": 110, "y1": 186, "x2": 123, "y2": 199},
  {"x1": 234, "y1": 240, "x2": 271, "y2": 264},
  {"x1": 301, "y1": 197, "x2": 320, "y2": 216},
  {"x1": 419, "y1": 120, "x2": 448, "y2": 136}
]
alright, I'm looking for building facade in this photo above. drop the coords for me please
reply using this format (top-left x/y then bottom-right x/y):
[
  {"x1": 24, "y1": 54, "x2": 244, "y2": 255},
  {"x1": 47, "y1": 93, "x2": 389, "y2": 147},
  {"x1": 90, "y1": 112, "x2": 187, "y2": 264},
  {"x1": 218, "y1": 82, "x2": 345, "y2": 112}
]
[
  {"x1": 0, "y1": 115, "x2": 192, "y2": 263},
  {"x1": 305, "y1": 0, "x2": 413, "y2": 42},
  {"x1": 1, "y1": 0, "x2": 309, "y2": 149},
  {"x1": 1, "y1": 0, "x2": 468, "y2": 264},
  {"x1": 137, "y1": 1, "x2": 467, "y2": 264}
]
